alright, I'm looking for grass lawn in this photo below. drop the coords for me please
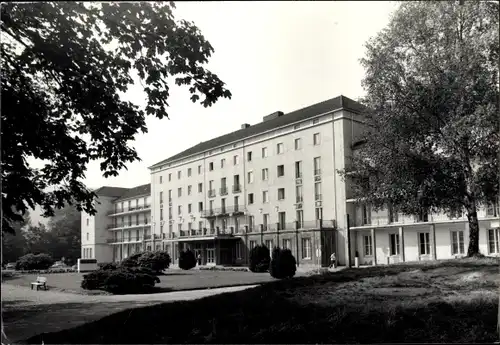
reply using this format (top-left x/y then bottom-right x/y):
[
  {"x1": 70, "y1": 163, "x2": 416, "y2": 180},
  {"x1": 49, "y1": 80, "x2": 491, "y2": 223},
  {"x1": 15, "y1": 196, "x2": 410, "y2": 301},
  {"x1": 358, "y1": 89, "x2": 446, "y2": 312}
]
[
  {"x1": 2, "y1": 269, "x2": 275, "y2": 294},
  {"x1": 25, "y1": 257, "x2": 500, "y2": 344}
]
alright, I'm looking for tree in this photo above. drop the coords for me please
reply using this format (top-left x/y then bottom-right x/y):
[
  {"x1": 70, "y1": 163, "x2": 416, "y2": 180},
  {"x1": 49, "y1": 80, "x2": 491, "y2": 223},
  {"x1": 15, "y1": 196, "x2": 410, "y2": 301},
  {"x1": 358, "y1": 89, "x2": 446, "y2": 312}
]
[
  {"x1": 1, "y1": 213, "x2": 30, "y2": 263},
  {"x1": 47, "y1": 204, "x2": 81, "y2": 265},
  {"x1": 249, "y1": 244, "x2": 271, "y2": 273},
  {"x1": 1, "y1": 2, "x2": 232, "y2": 234},
  {"x1": 178, "y1": 249, "x2": 196, "y2": 270},
  {"x1": 339, "y1": 1, "x2": 499, "y2": 256},
  {"x1": 137, "y1": 251, "x2": 171, "y2": 273},
  {"x1": 270, "y1": 247, "x2": 297, "y2": 279}
]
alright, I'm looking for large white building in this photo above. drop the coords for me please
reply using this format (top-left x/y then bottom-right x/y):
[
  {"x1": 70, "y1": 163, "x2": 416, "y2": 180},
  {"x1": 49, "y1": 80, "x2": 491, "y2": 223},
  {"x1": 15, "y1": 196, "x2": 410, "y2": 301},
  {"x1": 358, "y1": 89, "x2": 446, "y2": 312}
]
[{"x1": 82, "y1": 95, "x2": 500, "y2": 267}]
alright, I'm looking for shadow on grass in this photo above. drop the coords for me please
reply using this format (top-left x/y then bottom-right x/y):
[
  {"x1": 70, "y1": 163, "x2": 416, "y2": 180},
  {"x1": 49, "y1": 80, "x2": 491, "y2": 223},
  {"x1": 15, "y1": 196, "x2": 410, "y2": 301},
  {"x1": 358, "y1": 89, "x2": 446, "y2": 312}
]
[
  {"x1": 24, "y1": 258, "x2": 500, "y2": 344},
  {"x1": 24, "y1": 283, "x2": 499, "y2": 344}
]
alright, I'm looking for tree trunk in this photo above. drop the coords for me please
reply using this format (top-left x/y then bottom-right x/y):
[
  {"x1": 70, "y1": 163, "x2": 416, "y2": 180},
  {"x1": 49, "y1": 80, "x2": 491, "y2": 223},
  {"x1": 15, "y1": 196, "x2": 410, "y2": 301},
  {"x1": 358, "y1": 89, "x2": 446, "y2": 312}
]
[{"x1": 466, "y1": 203, "x2": 480, "y2": 257}]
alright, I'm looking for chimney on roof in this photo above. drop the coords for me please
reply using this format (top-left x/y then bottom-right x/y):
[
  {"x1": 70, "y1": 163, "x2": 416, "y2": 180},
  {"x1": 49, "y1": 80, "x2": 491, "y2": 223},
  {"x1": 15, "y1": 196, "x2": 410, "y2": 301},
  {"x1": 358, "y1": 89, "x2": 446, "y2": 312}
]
[
  {"x1": 262, "y1": 111, "x2": 284, "y2": 122},
  {"x1": 241, "y1": 123, "x2": 251, "y2": 129}
]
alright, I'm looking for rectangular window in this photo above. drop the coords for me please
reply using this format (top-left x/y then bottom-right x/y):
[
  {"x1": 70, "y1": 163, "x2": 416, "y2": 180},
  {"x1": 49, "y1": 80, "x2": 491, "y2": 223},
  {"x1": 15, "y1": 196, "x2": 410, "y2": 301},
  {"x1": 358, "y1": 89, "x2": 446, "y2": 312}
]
[
  {"x1": 248, "y1": 193, "x2": 254, "y2": 204},
  {"x1": 187, "y1": 185, "x2": 192, "y2": 196},
  {"x1": 313, "y1": 157, "x2": 321, "y2": 175},
  {"x1": 188, "y1": 204, "x2": 192, "y2": 214},
  {"x1": 235, "y1": 241, "x2": 242, "y2": 259},
  {"x1": 486, "y1": 202, "x2": 499, "y2": 217},
  {"x1": 262, "y1": 168, "x2": 269, "y2": 181},
  {"x1": 294, "y1": 138, "x2": 302, "y2": 150},
  {"x1": 262, "y1": 190, "x2": 269, "y2": 203},
  {"x1": 277, "y1": 143, "x2": 284, "y2": 154},
  {"x1": 296, "y1": 185, "x2": 303, "y2": 203},
  {"x1": 247, "y1": 151, "x2": 252, "y2": 162},
  {"x1": 313, "y1": 133, "x2": 321, "y2": 145},
  {"x1": 187, "y1": 168, "x2": 192, "y2": 177},
  {"x1": 86, "y1": 232, "x2": 89, "y2": 241},
  {"x1": 363, "y1": 235, "x2": 373, "y2": 256},
  {"x1": 362, "y1": 205, "x2": 371, "y2": 225},
  {"x1": 160, "y1": 209, "x2": 164, "y2": 221},
  {"x1": 168, "y1": 173, "x2": 172, "y2": 181},
  {"x1": 198, "y1": 165, "x2": 202, "y2": 174},
  {"x1": 168, "y1": 190, "x2": 172, "y2": 201},
  {"x1": 249, "y1": 240, "x2": 256, "y2": 249},
  {"x1": 488, "y1": 228, "x2": 500, "y2": 254},
  {"x1": 296, "y1": 210, "x2": 304, "y2": 228},
  {"x1": 178, "y1": 205, "x2": 182, "y2": 215},
  {"x1": 301, "y1": 238, "x2": 311, "y2": 259},
  {"x1": 136, "y1": 214, "x2": 139, "y2": 225},
  {"x1": 418, "y1": 232, "x2": 431, "y2": 255},
  {"x1": 198, "y1": 202, "x2": 203, "y2": 212},
  {"x1": 177, "y1": 187, "x2": 182, "y2": 197},
  {"x1": 278, "y1": 188, "x2": 285, "y2": 200},
  {"x1": 282, "y1": 238, "x2": 291, "y2": 250},
  {"x1": 314, "y1": 182, "x2": 322, "y2": 201},
  {"x1": 262, "y1": 147, "x2": 268, "y2": 158},
  {"x1": 388, "y1": 204, "x2": 399, "y2": 223},
  {"x1": 277, "y1": 165, "x2": 285, "y2": 177},
  {"x1": 198, "y1": 221, "x2": 203, "y2": 230},
  {"x1": 233, "y1": 155, "x2": 239, "y2": 165},
  {"x1": 265, "y1": 239, "x2": 274, "y2": 250},
  {"x1": 389, "y1": 233, "x2": 400, "y2": 256},
  {"x1": 159, "y1": 175, "x2": 163, "y2": 184},
  {"x1": 177, "y1": 170, "x2": 181, "y2": 179},
  {"x1": 263, "y1": 214, "x2": 270, "y2": 230},
  {"x1": 209, "y1": 162, "x2": 214, "y2": 171},
  {"x1": 451, "y1": 231, "x2": 465, "y2": 255},
  {"x1": 249, "y1": 215, "x2": 255, "y2": 230},
  {"x1": 86, "y1": 218, "x2": 89, "y2": 226},
  {"x1": 295, "y1": 161, "x2": 302, "y2": 178},
  {"x1": 278, "y1": 211, "x2": 286, "y2": 230},
  {"x1": 417, "y1": 209, "x2": 429, "y2": 222},
  {"x1": 160, "y1": 191, "x2": 163, "y2": 204},
  {"x1": 247, "y1": 171, "x2": 254, "y2": 183},
  {"x1": 221, "y1": 158, "x2": 225, "y2": 168},
  {"x1": 198, "y1": 183, "x2": 203, "y2": 193}
]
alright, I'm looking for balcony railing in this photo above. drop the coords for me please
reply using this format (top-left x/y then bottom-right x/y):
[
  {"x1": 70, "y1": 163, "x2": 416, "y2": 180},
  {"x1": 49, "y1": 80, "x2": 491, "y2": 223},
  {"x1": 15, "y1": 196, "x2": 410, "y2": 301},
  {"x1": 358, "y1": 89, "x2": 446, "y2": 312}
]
[
  {"x1": 220, "y1": 187, "x2": 228, "y2": 196},
  {"x1": 107, "y1": 204, "x2": 151, "y2": 216},
  {"x1": 232, "y1": 184, "x2": 242, "y2": 193},
  {"x1": 107, "y1": 222, "x2": 151, "y2": 229},
  {"x1": 314, "y1": 169, "x2": 322, "y2": 176},
  {"x1": 107, "y1": 238, "x2": 122, "y2": 243},
  {"x1": 201, "y1": 209, "x2": 216, "y2": 217},
  {"x1": 315, "y1": 194, "x2": 322, "y2": 201},
  {"x1": 208, "y1": 189, "x2": 216, "y2": 198}
]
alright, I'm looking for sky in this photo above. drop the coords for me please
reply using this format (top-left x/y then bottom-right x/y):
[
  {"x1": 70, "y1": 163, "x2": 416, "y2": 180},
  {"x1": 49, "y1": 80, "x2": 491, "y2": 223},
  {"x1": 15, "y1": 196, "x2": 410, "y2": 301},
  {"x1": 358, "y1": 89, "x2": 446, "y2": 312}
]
[{"x1": 30, "y1": 1, "x2": 398, "y2": 225}]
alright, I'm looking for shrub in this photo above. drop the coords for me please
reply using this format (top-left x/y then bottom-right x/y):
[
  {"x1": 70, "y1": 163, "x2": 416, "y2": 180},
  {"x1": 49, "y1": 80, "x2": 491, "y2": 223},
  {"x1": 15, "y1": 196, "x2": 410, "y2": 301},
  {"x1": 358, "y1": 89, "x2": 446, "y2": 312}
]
[
  {"x1": 16, "y1": 253, "x2": 54, "y2": 270},
  {"x1": 270, "y1": 247, "x2": 297, "y2": 279},
  {"x1": 98, "y1": 262, "x2": 119, "y2": 270},
  {"x1": 179, "y1": 249, "x2": 196, "y2": 270},
  {"x1": 81, "y1": 266, "x2": 160, "y2": 294},
  {"x1": 120, "y1": 253, "x2": 143, "y2": 268},
  {"x1": 249, "y1": 245, "x2": 271, "y2": 273},
  {"x1": 137, "y1": 251, "x2": 171, "y2": 274}
]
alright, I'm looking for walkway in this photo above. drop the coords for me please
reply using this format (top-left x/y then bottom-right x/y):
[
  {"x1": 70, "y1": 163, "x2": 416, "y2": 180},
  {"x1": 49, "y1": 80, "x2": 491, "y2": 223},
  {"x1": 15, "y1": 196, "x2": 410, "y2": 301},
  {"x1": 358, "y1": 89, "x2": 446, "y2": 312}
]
[{"x1": 1, "y1": 283, "x2": 258, "y2": 344}]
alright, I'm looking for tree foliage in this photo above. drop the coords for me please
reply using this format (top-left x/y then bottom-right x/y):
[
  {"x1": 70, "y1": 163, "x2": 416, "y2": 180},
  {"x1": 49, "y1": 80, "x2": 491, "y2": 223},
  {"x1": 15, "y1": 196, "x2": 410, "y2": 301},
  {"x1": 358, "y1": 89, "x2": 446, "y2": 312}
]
[
  {"x1": 249, "y1": 245, "x2": 271, "y2": 273},
  {"x1": 178, "y1": 249, "x2": 196, "y2": 270},
  {"x1": 339, "y1": 1, "x2": 499, "y2": 256},
  {"x1": 270, "y1": 247, "x2": 297, "y2": 279},
  {"x1": 1, "y1": 2, "x2": 232, "y2": 233}
]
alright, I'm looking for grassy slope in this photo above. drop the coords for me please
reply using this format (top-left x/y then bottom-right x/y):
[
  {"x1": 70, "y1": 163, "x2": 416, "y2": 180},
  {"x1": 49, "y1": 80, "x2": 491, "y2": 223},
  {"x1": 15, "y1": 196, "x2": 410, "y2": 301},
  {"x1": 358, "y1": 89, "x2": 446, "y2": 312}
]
[{"x1": 27, "y1": 258, "x2": 500, "y2": 344}]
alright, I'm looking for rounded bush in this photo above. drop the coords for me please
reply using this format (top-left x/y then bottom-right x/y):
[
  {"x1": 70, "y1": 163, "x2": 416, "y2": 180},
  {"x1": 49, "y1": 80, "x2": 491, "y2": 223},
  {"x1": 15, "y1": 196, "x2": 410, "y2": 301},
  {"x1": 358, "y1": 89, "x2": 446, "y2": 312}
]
[
  {"x1": 270, "y1": 247, "x2": 297, "y2": 279},
  {"x1": 81, "y1": 266, "x2": 160, "y2": 294},
  {"x1": 97, "y1": 262, "x2": 119, "y2": 270},
  {"x1": 16, "y1": 253, "x2": 54, "y2": 270},
  {"x1": 120, "y1": 253, "x2": 144, "y2": 268},
  {"x1": 179, "y1": 249, "x2": 196, "y2": 270},
  {"x1": 249, "y1": 245, "x2": 271, "y2": 273},
  {"x1": 137, "y1": 251, "x2": 171, "y2": 273}
]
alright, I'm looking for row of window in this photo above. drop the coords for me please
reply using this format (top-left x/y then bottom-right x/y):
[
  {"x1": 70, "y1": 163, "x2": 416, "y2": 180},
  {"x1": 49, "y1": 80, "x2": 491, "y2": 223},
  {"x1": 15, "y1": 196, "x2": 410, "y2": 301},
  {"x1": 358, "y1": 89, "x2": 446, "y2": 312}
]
[
  {"x1": 158, "y1": 157, "x2": 323, "y2": 204},
  {"x1": 247, "y1": 237, "x2": 313, "y2": 259},
  {"x1": 82, "y1": 247, "x2": 93, "y2": 259},
  {"x1": 362, "y1": 228, "x2": 500, "y2": 257},
  {"x1": 114, "y1": 197, "x2": 150, "y2": 213},
  {"x1": 159, "y1": 133, "x2": 323, "y2": 184}
]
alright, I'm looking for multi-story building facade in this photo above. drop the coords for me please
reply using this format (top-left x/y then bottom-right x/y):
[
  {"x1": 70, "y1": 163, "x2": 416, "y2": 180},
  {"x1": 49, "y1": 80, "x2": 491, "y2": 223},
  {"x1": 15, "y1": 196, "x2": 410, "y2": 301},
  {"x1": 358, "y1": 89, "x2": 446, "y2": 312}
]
[
  {"x1": 82, "y1": 95, "x2": 499, "y2": 267},
  {"x1": 81, "y1": 184, "x2": 152, "y2": 263}
]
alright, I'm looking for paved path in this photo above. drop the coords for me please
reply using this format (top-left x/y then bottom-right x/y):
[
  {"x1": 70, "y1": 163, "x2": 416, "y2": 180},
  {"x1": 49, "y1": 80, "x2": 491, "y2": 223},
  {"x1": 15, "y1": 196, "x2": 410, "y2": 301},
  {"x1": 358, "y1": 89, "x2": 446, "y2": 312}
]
[{"x1": 1, "y1": 284, "x2": 258, "y2": 344}]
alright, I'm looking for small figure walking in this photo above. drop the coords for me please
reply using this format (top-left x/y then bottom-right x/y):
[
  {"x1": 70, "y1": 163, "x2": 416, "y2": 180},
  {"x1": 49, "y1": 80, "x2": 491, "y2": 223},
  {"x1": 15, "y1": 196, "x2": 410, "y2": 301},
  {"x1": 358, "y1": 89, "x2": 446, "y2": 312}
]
[
  {"x1": 329, "y1": 252, "x2": 337, "y2": 269},
  {"x1": 197, "y1": 253, "x2": 202, "y2": 266}
]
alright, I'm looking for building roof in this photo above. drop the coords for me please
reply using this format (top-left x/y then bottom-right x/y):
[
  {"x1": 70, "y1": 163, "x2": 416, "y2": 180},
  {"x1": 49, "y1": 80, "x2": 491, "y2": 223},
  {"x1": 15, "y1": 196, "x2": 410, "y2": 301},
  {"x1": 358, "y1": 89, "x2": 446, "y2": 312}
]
[
  {"x1": 93, "y1": 183, "x2": 151, "y2": 201},
  {"x1": 94, "y1": 186, "x2": 129, "y2": 198},
  {"x1": 149, "y1": 95, "x2": 365, "y2": 169},
  {"x1": 114, "y1": 183, "x2": 151, "y2": 202}
]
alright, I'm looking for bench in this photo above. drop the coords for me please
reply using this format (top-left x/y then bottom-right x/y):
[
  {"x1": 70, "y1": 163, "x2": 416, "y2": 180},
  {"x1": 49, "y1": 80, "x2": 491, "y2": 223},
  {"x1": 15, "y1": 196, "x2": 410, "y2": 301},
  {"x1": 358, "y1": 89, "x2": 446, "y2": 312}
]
[{"x1": 30, "y1": 276, "x2": 48, "y2": 291}]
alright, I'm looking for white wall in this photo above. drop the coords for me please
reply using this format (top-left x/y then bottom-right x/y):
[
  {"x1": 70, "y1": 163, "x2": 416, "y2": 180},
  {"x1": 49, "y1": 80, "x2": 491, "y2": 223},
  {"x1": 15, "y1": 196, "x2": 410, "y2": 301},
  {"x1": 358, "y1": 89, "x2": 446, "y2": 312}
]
[{"x1": 81, "y1": 196, "x2": 115, "y2": 262}]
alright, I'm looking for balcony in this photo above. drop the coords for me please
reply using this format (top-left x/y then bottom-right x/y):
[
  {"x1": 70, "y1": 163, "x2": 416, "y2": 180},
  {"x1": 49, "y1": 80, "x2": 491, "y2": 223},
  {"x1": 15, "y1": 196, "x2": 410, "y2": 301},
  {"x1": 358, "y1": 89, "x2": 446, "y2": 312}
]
[
  {"x1": 314, "y1": 169, "x2": 322, "y2": 176},
  {"x1": 107, "y1": 204, "x2": 151, "y2": 216},
  {"x1": 107, "y1": 222, "x2": 151, "y2": 230},
  {"x1": 232, "y1": 184, "x2": 242, "y2": 193},
  {"x1": 179, "y1": 228, "x2": 217, "y2": 238},
  {"x1": 229, "y1": 205, "x2": 245, "y2": 215},
  {"x1": 144, "y1": 234, "x2": 152, "y2": 240},
  {"x1": 220, "y1": 187, "x2": 229, "y2": 196},
  {"x1": 107, "y1": 237, "x2": 122, "y2": 243},
  {"x1": 200, "y1": 209, "x2": 216, "y2": 218},
  {"x1": 208, "y1": 189, "x2": 216, "y2": 198}
]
